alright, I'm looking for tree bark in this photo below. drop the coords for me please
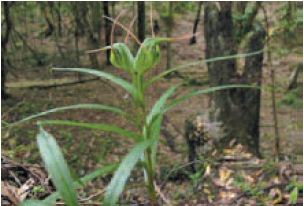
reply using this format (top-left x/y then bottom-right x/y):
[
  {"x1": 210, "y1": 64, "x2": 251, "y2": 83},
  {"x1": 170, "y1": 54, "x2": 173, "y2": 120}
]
[
  {"x1": 103, "y1": 1, "x2": 111, "y2": 65},
  {"x1": 137, "y1": 2, "x2": 145, "y2": 43},
  {"x1": 204, "y1": 2, "x2": 265, "y2": 156},
  {"x1": 1, "y1": 2, "x2": 14, "y2": 100}
]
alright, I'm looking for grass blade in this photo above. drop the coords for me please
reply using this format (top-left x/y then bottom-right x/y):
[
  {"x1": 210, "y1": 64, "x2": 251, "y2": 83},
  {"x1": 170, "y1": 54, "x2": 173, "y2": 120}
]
[
  {"x1": 165, "y1": 84, "x2": 259, "y2": 112},
  {"x1": 145, "y1": 50, "x2": 264, "y2": 87},
  {"x1": 103, "y1": 139, "x2": 154, "y2": 206},
  {"x1": 53, "y1": 68, "x2": 139, "y2": 98},
  {"x1": 37, "y1": 127, "x2": 79, "y2": 206},
  {"x1": 39, "y1": 120, "x2": 141, "y2": 141},
  {"x1": 6, "y1": 104, "x2": 127, "y2": 128}
]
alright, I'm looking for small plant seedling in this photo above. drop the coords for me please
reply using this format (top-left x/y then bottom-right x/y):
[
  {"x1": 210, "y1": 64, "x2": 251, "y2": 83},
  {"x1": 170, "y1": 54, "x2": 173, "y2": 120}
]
[{"x1": 9, "y1": 11, "x2": 261, "y2": 206}]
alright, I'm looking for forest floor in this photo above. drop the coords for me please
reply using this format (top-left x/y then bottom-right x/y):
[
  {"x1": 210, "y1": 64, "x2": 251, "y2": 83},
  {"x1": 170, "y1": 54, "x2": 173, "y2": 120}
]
[{"x1": 2, "y1": 5, "x2": 303, "y2": 206}]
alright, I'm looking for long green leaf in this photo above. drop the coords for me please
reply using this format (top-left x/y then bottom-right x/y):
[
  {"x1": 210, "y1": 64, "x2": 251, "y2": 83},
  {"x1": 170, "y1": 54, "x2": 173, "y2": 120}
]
[
  {"x1": 39, "y1": 120, "x2": 141, "y2": 141},
  {"x1": 43, "y1": 164, "x2": 118, "y2": 204},
  {"x1": 53, "y1": 68, "x2": 138, "y2": 98},
  {"x1": 103, "y1": 139, "x2": 154, "y2": 206},
  {"x1": 146, "y1": 85, "x2": 179, "y2": 125},
  {"x1": 145, "y1": 49, "x2": 264, "y2": 87},
  {"x1": 20, "y1": 200, "x2": 50, "y2": 206},
  {"x1": 165, "y1": 84, "x2": 259, "y2": 112},
  {"x1": 37, "y1": 127, "x2": 79, "y2": 206},
  {"x1": 6, "y1": 104, "x2": 127, "y2": 128},
  {"x1": 149, "y1": 114, "x2": 163, "y2": 170}
]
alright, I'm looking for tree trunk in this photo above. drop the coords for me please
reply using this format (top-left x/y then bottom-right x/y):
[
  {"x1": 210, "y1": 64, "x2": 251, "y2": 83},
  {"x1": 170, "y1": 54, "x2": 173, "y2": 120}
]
[
  {"x1": 204, "y1": 2, "x2": 265, "y2": 156},
  {"x1": 1, "y1": 2, "x2": 13, "y2": 100},
  {"x1": 79, "y1": 2, "x2": 99, "y2": 68},
  {"x1": 287, "y1": 63, "x2": 303, "y2": 90},
  {"x1": 72, "y1": 2, "x2": 80, "y2": 65},
  {"x1": 90, "y1": 2, "x2": 102, "y2": 46},
  {"x1": 190, "y1": 2, "x2": 203, "y2": 45},
  {"x1": 166, "y1": 2, "x2": 173, "y2": 70},
  {"x1": 40, "y1": 2, "x2": 54, "y2": 37},
  {"x1": 56, "y1": 2, "x2": 62, "y2": 37},
  {"x1": 137, "y1": 2, "x2": 145, "y2": 43},
  {"x1": 103, "y1": 1, "x2": 111, "y2": 65},
  {"x1": 111, "y1": 2, "x2": 116, "y2": 18}
]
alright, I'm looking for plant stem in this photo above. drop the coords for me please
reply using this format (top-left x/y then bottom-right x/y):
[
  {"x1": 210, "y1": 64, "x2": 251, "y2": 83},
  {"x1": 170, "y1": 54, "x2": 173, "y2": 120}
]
[
  {"x1": 145, "y1": 149, "x2": 157, "y2": 205},
  {"x1": 134, "y1": 74, "x2": 157, "y2": 205}
]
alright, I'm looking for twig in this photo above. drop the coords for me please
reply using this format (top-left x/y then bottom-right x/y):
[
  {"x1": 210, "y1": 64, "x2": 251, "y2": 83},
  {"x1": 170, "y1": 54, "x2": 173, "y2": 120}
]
[
  {"x1": 271, "y1": 69, "x2": 280, "y2": 162},
  {"x1": 79, "y1": 190, "x2": 105, "y2": 202},
  {"x1": 103, "y1": 15, "x2": 141, "y2": 45},
  {"x1": 154, "y1": 183, "x2": 173, "y2": 206},
  {"x1": 110, "y1": 11, "x2": 125, "y2": 47},
  {"x1": 125, "y1": 15, "x2": 137, "y2": 43}
]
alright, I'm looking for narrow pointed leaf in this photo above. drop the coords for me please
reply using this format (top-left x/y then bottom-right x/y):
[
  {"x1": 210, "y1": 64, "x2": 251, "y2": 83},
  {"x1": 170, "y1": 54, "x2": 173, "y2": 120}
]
[
  {"x1": 53, "y1": 68, "x2": 138, "y2": 98},
  {"x1": 146, "y1": 85, "x2": 179, "y2": 125},
  {"x1": 165, "y1": 84, "x2": 259, "y2": 112},
  {"x1": 149, "y1": 114, "x2": 163, "y2": 169},
  {"x1": 145, "y1": 49, "x2": 264, "y2": 87},
  {"x1": 103, "y1": 139, "x2": 155, "y2": 206},
  {"x1": 7, "y1": 104, "x2": 127, "y2": 128},
  {"x1": 39, "y1": 120, "x2": 141, "y2": 141},
  {"x1": 43, "y1": 164, "x2": 118, "y2": 204},
  {"x1": 37, "y1": 127, "x2": 79, "y2": 206},
  {"x1": 21, "y1": 200, "x2": 50, "y2": 206}
]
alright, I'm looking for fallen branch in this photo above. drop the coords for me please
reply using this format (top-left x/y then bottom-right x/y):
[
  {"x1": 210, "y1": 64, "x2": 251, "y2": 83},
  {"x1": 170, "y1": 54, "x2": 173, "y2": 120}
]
[{"x1": 6, "y1": 77, "x2": 99, "y2": 89}]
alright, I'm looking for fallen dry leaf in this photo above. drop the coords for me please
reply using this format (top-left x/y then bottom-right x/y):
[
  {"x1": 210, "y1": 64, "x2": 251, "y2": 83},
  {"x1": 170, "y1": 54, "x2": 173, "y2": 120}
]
[{"x1": 1, "y1": 181, "x2": 19, "y2": 205}]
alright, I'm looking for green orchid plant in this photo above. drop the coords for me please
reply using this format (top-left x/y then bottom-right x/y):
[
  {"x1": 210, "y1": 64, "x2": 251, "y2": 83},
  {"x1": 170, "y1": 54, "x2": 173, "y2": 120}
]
[{"x1": 12, "y1": 11, "x2": 261, "y2": 206}]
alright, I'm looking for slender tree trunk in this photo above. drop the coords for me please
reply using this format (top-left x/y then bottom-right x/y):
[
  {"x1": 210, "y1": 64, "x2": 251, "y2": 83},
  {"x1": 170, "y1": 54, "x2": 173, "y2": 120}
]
[
  {"x1": 287, "y1": 63, "x2": 302, "y2": 90},
  {"x1": 72, "y1": 2, "x2": 80, "y2": 70},
  {"x1": 56, "y1": 2, "x2": 62, "y2": 37},
  {"x1": 1, "y1": 2, "x2": 13, "y2": 100},
  {"x1": 91, "y1": 2, "x2": 102, "y2": 45},
  {"x1": 40, "y1": 2, "x2": 54, "y2": 37},
  {"x1": 103, "y1": 1, "x2": 111, "y2": 65},
  {"x1": 79, "y1": 2, "x2": 99, "y2": 68},
  {"x1": 271, "y1": 69, "x2": 280, "y2": 162},
  {"x1": 190, "y1": 2, "x2": 203, "y2": 45},
  {"x1": 166, "y1": 2, "x2": 173, "y2": 70},
  {"x1": 137, "y1": 2, "x2": 145, "y2": 43},
  {"x1": 204, "y1": 2, "x2": 265, "y2": 156},
  {"x1": 111, "y1": 2, "x2": 115, "y2": 18}
]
